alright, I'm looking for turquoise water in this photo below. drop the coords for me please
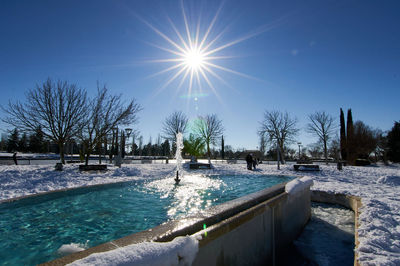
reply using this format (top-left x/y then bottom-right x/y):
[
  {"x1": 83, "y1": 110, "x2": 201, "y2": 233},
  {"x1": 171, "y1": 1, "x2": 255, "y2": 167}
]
[{"x1": 0, "y1": 174, "x2": 293, "y2": 265}]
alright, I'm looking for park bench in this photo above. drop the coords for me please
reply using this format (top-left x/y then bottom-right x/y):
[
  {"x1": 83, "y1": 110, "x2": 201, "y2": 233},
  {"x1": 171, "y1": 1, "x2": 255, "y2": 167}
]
[
  {"x1": 227, "y1": 159, "x2": 237, "y2": 164},
  {"x1": 189, "y1": 162, "x2": 211, "y2": 169},
  {"x1": 79, "y1": 164, "x2": 107, "y2": 171},
  {"x1": 67, "y1": 160, "x2": 81, "y2": 164},
  {"x1": 294, "y1": 164, "x2": 320, "y2": 171}
]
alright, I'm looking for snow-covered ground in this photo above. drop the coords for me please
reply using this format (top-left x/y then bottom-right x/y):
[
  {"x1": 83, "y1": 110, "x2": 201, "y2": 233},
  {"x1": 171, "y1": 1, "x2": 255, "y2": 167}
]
[{"x1": 0, "y1": 162, "x2": 399, "y2": 265}]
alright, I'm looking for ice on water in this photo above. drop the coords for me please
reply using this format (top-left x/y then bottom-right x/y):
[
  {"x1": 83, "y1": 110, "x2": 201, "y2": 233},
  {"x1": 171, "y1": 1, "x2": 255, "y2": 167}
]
[{"x1": 294, "y1": 202, "x2": 355, "y2": 266}]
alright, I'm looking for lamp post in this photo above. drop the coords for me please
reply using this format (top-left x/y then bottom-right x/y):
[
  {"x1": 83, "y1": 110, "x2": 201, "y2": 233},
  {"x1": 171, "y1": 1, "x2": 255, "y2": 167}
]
[{"x1": 297, "y1": 142, "x2": 302, "y2": 160}]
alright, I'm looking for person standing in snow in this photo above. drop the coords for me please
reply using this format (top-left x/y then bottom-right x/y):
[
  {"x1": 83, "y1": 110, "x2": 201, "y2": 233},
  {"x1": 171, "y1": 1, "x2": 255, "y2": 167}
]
[
  {"x1": 252, "y1": 156, "x2": 258, "y2": 170},
  {"x1": 12, "y1": 152, "x2": 18, "y2": 165},
  {"x1": 246, "y1": 153, "x2": 253, "y2": 170}
]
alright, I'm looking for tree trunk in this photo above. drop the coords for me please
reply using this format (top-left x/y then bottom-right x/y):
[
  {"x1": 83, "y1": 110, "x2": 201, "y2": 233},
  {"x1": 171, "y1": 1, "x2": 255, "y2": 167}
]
[
  {"x1": 324, "y1": 140, "x2": 328, "y2": 165},
  {"x1": 109, "y1": 135, "x2": 114, "y2": 163},
  {"x1": 85, "y1": 151, "x2": 90, "y2": 166},
  {"x1": 207, "y1": 142, "x2": 211, "y2": 164},
  {"x1": 279, "y1": 141, "x2": 285, "y2": 164},
  {"x1": 59, "y1": 142, "x2": 65, "y2": 164},
  {"x1": 98, "y1": 142, "x2": 102, "y2": 164},
  {"x1": 84, "y1": 142, "x2": 91, "y2": 166}
]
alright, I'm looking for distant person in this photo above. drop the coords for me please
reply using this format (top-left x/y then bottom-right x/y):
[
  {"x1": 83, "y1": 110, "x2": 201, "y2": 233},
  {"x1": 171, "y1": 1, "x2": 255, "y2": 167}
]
[
  {"x1": 12, "y1": 152, "x2": 18, "y2": 165},
  {"x1": 246, "y1": 153, "x2": 253, "y2": 170},
  {"x1": 252, "y1": 157, "x2": 258, "y2": 170}
]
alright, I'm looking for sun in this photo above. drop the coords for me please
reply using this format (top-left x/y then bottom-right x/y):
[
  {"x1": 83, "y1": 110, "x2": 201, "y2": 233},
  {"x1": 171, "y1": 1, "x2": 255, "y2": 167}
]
[
  {"x1": 183, "y1": 47, "x2": 205, "y2": 70},
  {"x1": 140, "y1": 1, "x2": 264, "y2": 98}
]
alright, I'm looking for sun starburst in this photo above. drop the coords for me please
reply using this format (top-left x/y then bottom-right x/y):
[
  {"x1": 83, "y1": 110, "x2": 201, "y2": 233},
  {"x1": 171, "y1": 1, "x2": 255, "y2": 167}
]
[
  {"x1": 140, "y1": 1, "x2": 267, "y2": 100},
  {"x1": 183, "y1": 47, "x2": 205, "y2": 70}
]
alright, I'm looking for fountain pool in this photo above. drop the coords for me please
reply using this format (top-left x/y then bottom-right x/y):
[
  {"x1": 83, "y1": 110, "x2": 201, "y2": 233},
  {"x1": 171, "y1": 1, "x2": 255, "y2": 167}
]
[{"x1": 0, "y1": 174, "x2": 293, "y2": 265}]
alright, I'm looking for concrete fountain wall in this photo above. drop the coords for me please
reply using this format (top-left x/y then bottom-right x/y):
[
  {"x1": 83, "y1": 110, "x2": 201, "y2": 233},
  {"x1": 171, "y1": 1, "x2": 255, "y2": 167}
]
[
  {"x1": 42, "y1": 179, "x2": 312, "y2": 265},
  {"x1": 192, "y1": 180, "x2": 311, "y2": 266}
]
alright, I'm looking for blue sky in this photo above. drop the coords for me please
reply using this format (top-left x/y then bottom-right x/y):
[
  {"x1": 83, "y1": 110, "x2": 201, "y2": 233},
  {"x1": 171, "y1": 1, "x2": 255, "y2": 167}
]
[{"x1": 0, "y1": 0, "x2": 399, "y2": 150}]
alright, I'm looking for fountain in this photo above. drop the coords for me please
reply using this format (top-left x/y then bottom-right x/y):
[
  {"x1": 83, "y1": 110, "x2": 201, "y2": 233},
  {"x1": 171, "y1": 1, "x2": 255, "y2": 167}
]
[{"x1": 174, "y1": 132, "x2": 184, "y2": 184}]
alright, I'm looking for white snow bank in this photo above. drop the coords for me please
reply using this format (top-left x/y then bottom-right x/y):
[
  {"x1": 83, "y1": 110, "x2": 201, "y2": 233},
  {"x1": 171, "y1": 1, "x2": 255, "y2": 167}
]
[
  {"x1": 67, "y1": 236, "x2": 198, "y2": 266},
  {"x1": 285, "y1": 176, "x2": 313, "y2": 195}
]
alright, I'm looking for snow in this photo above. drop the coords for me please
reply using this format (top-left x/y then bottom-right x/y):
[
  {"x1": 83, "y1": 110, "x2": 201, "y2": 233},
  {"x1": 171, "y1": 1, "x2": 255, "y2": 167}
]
[
  {"x1": 285, "y1": 176, "x2": 313, "y2": 194},
  {"x1": 67, "y1": 236, "x2": 198, "y2": 266},
  {"x1": 0, "y1": 161, "x2": 400, "y2": 265},
  {"x1": 377, "y1": 175, "x2": 400, "y2": 186},
  {"x1": 58, "y1": 242, "x2": 88, "y2": 257}
]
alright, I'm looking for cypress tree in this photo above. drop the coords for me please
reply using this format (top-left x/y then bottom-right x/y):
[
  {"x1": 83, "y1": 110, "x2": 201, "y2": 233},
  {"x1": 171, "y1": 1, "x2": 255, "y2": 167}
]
[
  {"x1": 340, "y1": 108, "x2": 347, "y2": 161},
  {"x1": 387, "y1": 121, "x2": 400, "y2": 162},
  {"x1": 347, "y1": 109, "x2": 355, "y2": 164}
]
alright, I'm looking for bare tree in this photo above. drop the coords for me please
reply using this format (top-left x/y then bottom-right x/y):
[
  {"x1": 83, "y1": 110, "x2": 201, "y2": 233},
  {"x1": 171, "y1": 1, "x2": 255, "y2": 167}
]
[
  {"x1": 162, "y1": 111, "x2": 188, "y2": 142},
  {"x1": 2, "y1": 79, "x2": 87, "y2": 163},
  {"x1": 328, "y1": 135, "x2": 341, "y2": 161},
  {"x1": 306, "y1": 111, "x2": 336, "y2": 164},
  {"x1": 308, "y1": 143, "x2": 323, "y2": 159},
  {"x1": 258, "y1": 131, "x2": 267, "y2": 157},
  {"x1": 193, "y1": 114, "x2": 224, "y2": 163},
  {"x1": 78, "y1": 84, "x2": 142, "y2": 165},
  {"x1": 259, "y1": 110, "x2": 298, "y2": 163}
]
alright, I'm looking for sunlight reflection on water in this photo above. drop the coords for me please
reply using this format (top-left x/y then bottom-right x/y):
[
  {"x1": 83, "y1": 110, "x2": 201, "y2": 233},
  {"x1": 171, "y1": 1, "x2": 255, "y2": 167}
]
[{"x1": 143, "y1": 174, "x2": 225, "y2": 218}]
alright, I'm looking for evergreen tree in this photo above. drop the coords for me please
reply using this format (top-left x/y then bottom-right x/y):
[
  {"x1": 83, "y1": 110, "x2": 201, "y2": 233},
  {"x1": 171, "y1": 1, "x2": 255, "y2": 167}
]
[
  {"x1": 346, "y1": 109, "x2": 355, "y2": 164},
  {"x1": 221, "y1": 136, "x2": 225, "y2": 159},
  {"x1": 183, "y1": 134, "x2": 205, "y2": 158},
  {"x1": 18, "y1": 133, "x2": 28, "y2": 152},
  {"x1": 387, "y1": 121, "x2": 400, "y2": 162},
  {"x1": 7, "y1": 128, "x2": 19, "y2": 152},
  {"x1": 0, "y1": 134, "x2": 6, "y2": 151},
  {"x1": 161, "y1": 139, "x2": 170, "y2": 156},
  {"x1": 29, "y1": 126, "x2": 45, "y2": 153},
  {"x1": 138, "y1": 136, "x2": 143, "y2": 156},
  {"x1": 121, "y1": 132, "x2": 126, "y2": 158},
  {"x1": 340, "y1": 108, "x2": 347, "y2": 160}
]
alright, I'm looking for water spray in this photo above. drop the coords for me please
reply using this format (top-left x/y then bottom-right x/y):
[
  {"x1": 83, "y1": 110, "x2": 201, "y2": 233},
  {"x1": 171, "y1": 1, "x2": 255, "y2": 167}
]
[{"x1": 174, "y1": 132, "x2": 184, "y2": 184}]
